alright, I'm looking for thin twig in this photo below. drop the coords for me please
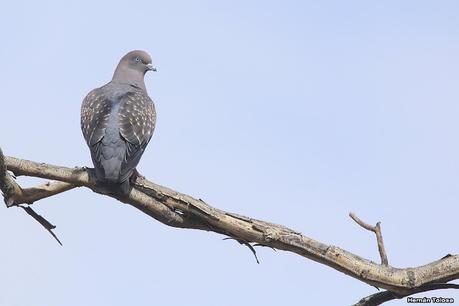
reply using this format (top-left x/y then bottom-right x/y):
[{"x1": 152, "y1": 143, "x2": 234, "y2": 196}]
[
  {"x1": 349, "y1": 212, "x2": 389, "y2": 266},
  {"x1": 374, "y1": 223, "x2": 388, "y2": 266},
  {"x1": 21, "y1": 206, "x2": 62, "y2": 245},
  {"x1": 223, "y1": 237, "x2": 260, "y2": 264}
]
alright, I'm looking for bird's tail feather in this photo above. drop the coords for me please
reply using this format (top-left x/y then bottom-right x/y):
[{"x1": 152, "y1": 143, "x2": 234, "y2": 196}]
[{"x1": 95, "y1": 179, "x2": 131, "y2": 196}]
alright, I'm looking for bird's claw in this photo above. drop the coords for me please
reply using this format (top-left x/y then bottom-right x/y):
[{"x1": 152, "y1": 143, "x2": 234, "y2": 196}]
[{"x1": 131, "y1": 168, "x2": 145, "y2": 181}]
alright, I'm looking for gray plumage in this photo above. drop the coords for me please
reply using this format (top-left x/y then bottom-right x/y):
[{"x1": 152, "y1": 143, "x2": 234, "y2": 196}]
[{"x1": 81, "y1": 50, "x2": 156, "y2": 195}]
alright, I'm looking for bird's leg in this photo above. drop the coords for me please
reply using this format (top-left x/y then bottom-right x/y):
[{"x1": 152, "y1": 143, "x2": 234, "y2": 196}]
[{"x1": 131, "y1": 168, "x2": 145, "y2": 182}]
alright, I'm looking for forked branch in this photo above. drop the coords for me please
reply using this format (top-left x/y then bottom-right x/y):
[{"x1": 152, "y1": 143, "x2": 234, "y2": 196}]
[{"x1": 350, "y1": 212, "x2": 389, "y2": 266}]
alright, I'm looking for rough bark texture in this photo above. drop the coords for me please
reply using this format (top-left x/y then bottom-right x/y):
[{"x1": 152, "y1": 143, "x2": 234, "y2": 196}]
[{"x1": 1, "y1": 151, "x2": 458, "y2": 305}]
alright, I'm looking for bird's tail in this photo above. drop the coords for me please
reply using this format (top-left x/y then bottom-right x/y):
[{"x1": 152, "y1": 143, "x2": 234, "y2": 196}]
[{"x1": 95, "y1": 179, "x2": 131, "y2": 196}]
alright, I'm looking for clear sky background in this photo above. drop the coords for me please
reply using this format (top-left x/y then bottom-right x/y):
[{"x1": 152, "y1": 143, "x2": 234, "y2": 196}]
[{"x1": 0, "y1": 1, "x2": 458, "y2": 305}]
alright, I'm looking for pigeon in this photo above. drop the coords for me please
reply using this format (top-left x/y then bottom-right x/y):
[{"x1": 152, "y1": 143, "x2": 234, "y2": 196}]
[{"x1": 81, "y1": 50, "x2": 156, "y2": 195}]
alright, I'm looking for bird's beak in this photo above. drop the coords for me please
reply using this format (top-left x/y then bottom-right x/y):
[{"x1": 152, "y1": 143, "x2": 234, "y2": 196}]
[{"x1": 146, "y1": 64, "x2": 157, "y2": 72}]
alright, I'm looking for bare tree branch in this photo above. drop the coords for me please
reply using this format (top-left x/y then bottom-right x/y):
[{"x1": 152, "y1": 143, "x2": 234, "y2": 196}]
[
  {"x1": 1, "y1": 148, "x2": 63, "y2": 243},
  {"x1": 354, "y1": 283, "x2": 459, "y2": 306},
  {"x1": 10, "y1": 181, "x2": 76, "y2": 206},
  {"x1": 20, "y1": 205, "x2": 62, "y2": 245},
  {"x1": 350, "y1": 212, "x2": 389, "y2": 266},
  {"x1": 0, "y1": 148, "x2": 23, "y2": 206},
  {"x1": 1, "y1": 150, "x2": 458, "y2": 303}
]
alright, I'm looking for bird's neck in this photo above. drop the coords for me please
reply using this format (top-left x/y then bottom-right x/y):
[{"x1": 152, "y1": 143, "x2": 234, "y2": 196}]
[{"x1": 112, "y1": 66, "x2": 147, "y2": 92}]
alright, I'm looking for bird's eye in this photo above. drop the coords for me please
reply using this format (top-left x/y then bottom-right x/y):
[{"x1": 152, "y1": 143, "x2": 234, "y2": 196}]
[{"x1": 135, "y1": 57, "x2": 141, "y2": 62}]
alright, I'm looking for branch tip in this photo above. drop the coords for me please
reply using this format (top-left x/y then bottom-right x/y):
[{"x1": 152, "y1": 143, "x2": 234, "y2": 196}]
[{"x1": 20, "y1": 206, "x2": 62, "y2": 246}]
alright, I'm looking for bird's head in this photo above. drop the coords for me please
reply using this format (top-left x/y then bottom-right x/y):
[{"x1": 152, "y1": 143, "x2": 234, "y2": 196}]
[
  {"x1": 112, "y1": 50, "x2": 156, "y2": 91},
  {"x1": 121, "y1": 50, "x2": 156, "y2": 74}
]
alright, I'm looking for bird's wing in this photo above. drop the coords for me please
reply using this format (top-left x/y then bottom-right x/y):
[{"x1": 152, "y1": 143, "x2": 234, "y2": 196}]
[
  {"x1": 80, "y1": 88, "x2": 113, "y2": 146},
  {"x1": 117, "y1": 90, "x2": 156, "y2": 181}
]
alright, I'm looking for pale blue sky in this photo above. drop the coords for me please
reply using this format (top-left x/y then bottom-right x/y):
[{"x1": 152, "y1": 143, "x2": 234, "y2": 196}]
[{"x1": 0, "y1": 1, "x2": 458, "y2": 305}]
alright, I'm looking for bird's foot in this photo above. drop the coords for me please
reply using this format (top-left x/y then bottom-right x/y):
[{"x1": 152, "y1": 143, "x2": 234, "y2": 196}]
[
  {"x1": 131, "y1": 169, "x2": 145, "y2": 182},
  {"x1": 74, "y1": 166, "x2": 88, "y2": 172}
]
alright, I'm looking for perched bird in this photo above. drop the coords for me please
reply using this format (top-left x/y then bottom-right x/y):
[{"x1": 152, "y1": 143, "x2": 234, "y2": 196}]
[{"x1": 81, "y1": 50, "x2": 156, "y2": 195}]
